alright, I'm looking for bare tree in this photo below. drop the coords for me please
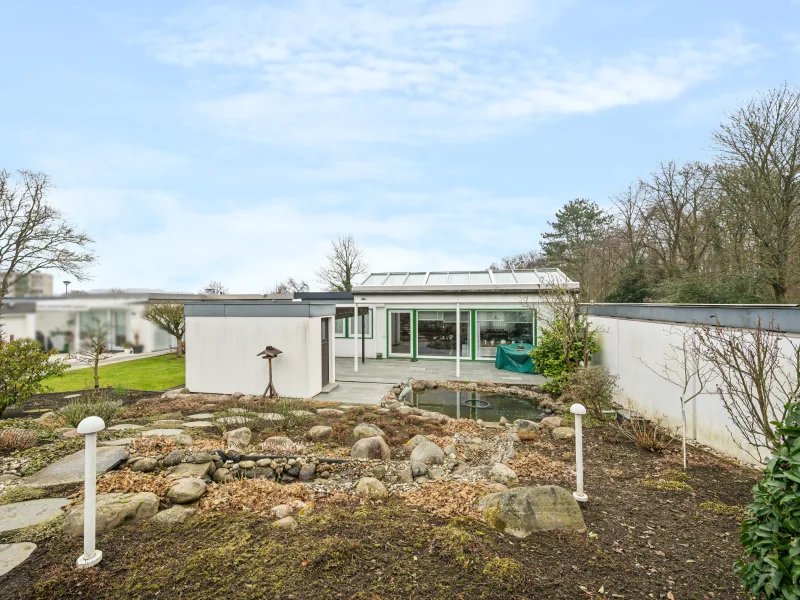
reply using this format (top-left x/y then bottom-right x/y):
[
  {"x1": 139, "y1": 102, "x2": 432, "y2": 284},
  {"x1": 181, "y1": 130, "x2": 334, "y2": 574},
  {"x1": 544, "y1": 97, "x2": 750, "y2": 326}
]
[
  {"x1": 713, "y1": 84, "x2": 800, "y2": 302},
  {"x1": 271, "y1": 278, "x2": 310, "y2": 294},
  {"x1": 695, "y1": 317, "x2": 800, "y2": 462},
  {"x1": 0, "y1": 169, "x2": 95, "y2": 312},
  {"x1": 74, "y1": 325, "x2": 113, "y2": 389},
  {"x1": 490, "y1": 250, "x2": 547, "y2": 270},
  {"x1": 637, "y1": 326, "x2": 713, "y2": 469},
  {"x1": 316, "y1": 235, "x2": 368, "y2": 292},
  {"x1": 142, "y1": 302, "x2": 185, "y2": 358},
  {"x1": 202, "y1": 280, "x2": 228, "y2": 295}
]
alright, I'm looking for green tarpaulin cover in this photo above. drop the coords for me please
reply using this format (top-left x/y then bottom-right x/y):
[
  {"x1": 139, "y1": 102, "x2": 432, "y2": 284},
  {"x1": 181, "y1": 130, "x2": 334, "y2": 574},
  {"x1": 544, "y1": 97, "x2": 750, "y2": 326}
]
[{"x1": 494, "y1": 343, "x2": 536, "y2": 374}]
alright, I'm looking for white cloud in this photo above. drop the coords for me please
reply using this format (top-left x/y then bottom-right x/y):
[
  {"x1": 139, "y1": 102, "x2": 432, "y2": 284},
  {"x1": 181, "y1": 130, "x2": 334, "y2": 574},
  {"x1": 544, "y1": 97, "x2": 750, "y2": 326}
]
[
  {"x1": 46, "y1": 184, "x2": 557, "y2": 292},
  {"x1": 140, "y1": 1, "x2": 758, "y2": 145}
]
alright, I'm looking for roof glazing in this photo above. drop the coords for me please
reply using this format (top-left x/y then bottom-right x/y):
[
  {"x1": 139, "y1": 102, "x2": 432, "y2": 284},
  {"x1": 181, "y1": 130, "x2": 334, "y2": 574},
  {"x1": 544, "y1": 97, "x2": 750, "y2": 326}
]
[{"x1": 354, "y1": 269, "x2": 575, "y2": 289}]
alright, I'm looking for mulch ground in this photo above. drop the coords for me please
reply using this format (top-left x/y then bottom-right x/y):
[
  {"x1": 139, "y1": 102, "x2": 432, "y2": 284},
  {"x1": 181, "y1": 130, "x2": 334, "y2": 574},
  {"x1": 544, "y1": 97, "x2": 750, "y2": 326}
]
[
  {"x1": 0, "y1": 422, "x2": 758, "y2": 600},
  {"x1": 1, "y1": 389, "x2": 161, "y2": 420}
]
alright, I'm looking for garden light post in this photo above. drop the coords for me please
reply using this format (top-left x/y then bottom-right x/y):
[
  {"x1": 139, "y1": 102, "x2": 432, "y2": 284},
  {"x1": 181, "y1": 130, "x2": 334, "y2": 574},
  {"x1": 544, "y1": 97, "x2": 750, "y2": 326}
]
[
  {"x1": 76, "y1": 415, "x2": 105, "y2": 568},
  {"x1": 570, "y1": 403, "x2": 588, "y2": 503},
  {"x1": 63, "y1": 280, "x2": 71, "y2": 296}
]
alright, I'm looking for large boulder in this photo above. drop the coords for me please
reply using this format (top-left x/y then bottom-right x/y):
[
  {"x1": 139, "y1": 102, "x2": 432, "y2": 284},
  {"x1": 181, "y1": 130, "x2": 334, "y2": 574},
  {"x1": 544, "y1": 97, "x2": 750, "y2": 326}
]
[
  {"x1": 552, "y1": 427, "x2": 575, "y2": 441},
  {"x1": 350, "y1": 436, "x2": 391, "y2": 461},
  {"x1": 409, "y1": 440, "x2": 444, "y2": 466},
  {"x1": 353, "y1": 423, "x2": 385, "y2": 441},
  {"x1": 129, "y1": 457, "x2": 158, "y2": 473},
  {"x1": 489, "y1": 463, "x2": 519, "y2": 486},
  {"x1": 167, "y1": 478, "x2": 207, "y2": 504},
  {"x1": 515, "y1": 419, "x2": 540, "y2": 432},
  {"x1": 308, "y1": 426, "x2": 333, "y2": 441},
  {"x1": 151, "y1": 505, "x2": 197, "y2": 526},
  {"x1": 223, "y1": 427, "x2": 252, "y2": 450},
  {"x1": 64, "y1": 492, "x2": 159, "y2": 537},
  {"x1": 162, "y1": 450, "x2": 185, "y2": 468},
  {"x1": 475, "y1": 486, "x2": 585, "y2": 538},
  {"x1": 355, "y1": 477, "x2": 388, "y2": 500},
  {"x1": 405, "y1": 434, "x2": 429, "y2": 453},
  {"x1": 539, "y1": 416, "x2": 562, "y2": 429}
]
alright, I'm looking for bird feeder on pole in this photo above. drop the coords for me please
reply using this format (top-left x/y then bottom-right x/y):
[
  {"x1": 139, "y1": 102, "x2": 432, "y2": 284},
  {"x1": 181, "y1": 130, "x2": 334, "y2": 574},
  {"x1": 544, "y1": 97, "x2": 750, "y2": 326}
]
[
  {"x1": 256, "y1": 345, "x2": 283, "y2": 398},
  {"x1": 570, "y1": 403, "x2": 588, "y2": 503},
  {"x1": 76, "y1": 415, "x2": 105, "y2": 568}
]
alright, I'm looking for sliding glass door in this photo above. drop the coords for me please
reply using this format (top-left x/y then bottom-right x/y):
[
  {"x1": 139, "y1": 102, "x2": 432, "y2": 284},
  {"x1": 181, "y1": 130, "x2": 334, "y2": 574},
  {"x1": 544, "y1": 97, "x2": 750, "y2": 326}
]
[
  {"x1": 416, "y1": 310, "x2": 470, "y2": 358},
  {"x1": 389, "y1": 311, "x2": 413, "y2": 357}
]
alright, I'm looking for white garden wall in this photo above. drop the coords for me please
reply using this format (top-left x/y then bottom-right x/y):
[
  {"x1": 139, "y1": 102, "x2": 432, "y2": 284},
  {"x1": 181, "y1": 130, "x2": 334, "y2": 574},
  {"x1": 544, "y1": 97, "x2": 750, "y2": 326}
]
[{"x1": 589, "y1": 314, "x2": 799, "y2": 465}]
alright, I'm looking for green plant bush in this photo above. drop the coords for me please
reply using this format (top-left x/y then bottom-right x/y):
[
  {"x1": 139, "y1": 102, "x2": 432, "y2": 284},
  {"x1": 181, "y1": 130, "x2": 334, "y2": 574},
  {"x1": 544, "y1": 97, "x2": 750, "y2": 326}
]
[
  {"x1": 564, "y1": 365, "x2": 618, "y2": 420},
  {"x1": 59, "y1": 389, "x2": 123, "y2": 427},
  {"x1": 0, "y1": 338, "x2": 68, "y2": 417},
  {"x1": 530, "y1": 318, "x2": 598, "y2": 394},
  {"x1": 736, "y1": 400, "x2": 800, "y2": 598}
]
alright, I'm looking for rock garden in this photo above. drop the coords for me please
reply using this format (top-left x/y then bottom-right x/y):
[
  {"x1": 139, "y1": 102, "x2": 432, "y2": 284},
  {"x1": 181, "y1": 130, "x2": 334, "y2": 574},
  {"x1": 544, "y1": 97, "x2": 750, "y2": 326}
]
[{"x1": 0, "y1": 385, "x2": 759, "y2": 599}]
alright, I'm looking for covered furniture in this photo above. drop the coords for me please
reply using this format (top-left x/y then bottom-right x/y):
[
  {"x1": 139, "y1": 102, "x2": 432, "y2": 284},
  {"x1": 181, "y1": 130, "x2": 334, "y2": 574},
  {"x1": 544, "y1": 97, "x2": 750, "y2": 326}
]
[{"x1": 494, "y1": 342, "x2": 536, "y2": 374}]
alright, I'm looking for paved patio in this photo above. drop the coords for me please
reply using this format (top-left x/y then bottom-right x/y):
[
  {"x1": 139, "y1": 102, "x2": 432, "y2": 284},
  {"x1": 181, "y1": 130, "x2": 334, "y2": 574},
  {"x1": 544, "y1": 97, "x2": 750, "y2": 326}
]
[{"x1": 314, "y1": 358, "x2": 545, "y2": 406}]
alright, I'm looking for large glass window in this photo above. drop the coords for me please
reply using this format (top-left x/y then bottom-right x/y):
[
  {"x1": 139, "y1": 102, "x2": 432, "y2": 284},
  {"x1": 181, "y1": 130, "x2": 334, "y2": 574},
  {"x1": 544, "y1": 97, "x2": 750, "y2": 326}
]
[
  {"x1": 334, "y1": 318, "x2": 345, "y2": 336},
  {"x1": 348, "y1": 310, "x2": 372, "y2": 337},
  {"x1": 417, "y1": 310, "x2": 470, "y2": 358},
  {"x1": 476, "y1": 310, "x2": 534, "y2": 358},
  {"x1": 390, "y1": 311, "x2": 412, "y2": 355}
]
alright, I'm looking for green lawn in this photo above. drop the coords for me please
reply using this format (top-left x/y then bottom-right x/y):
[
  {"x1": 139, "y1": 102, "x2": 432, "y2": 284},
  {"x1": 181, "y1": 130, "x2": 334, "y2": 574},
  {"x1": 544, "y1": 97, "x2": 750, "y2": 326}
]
[{"x1": 43, "y1": 354, "x2": 186, "y2": 393}]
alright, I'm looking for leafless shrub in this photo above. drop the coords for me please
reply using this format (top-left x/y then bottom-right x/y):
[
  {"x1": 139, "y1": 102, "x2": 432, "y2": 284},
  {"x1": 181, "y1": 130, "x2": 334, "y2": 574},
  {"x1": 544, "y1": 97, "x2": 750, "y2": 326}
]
[
  {"x1": 0, "y1": 427, "x2": 38, "y2": 450},
  {"x1": 564, "y1": 365, "x2": 619, "y2": 420},
  {"x1": 695, "y1": 317, "x2": 800, "y2": 462},
  {"x1": 617, "y1": 410, "x2": 677, "y2": 453}
]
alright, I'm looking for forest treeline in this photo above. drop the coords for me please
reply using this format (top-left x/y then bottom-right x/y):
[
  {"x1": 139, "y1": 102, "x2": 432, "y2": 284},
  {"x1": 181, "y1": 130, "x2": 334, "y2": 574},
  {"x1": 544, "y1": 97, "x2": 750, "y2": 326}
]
[{"x1": 493, "y1": 84, "x2": 800, "y2": 304}]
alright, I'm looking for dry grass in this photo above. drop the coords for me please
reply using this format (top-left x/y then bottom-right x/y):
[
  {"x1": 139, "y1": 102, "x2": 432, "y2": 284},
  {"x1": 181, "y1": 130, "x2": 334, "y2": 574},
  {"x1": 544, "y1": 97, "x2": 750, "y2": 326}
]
[
  {"x1": 441, "y1": 419, "x2": 482, "y2": 436},
  {"x1": 96, "y1": 471, "x2": 174, "y2": 498},
  {"x1": 508, "y1": 451, "x2": 575, "y2": 483},
  {"x1": 517, "y1": 430, "x2": 539, "y2": 442},
  {"x1": 401, "y1": 481, "x2": 494, "y2": 519},
  {"x1": 130, "y1": 437, "x2": 177, "y2": 456},
  {"x1": 0, "y1": 428, "x2": 38, "y2": 450},
  {"x1": 121, "y1": 394, "x2": 225, "y2": 419},
  {"x1": 199, "y1": 480, "x2": 312, "y2": 515}
]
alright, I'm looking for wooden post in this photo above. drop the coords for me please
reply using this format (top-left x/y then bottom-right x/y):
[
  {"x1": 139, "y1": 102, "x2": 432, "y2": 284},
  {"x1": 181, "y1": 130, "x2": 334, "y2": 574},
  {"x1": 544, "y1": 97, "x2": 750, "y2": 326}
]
[{"x1": 361, "y1": 310, "x2": 365, "y2": 364}]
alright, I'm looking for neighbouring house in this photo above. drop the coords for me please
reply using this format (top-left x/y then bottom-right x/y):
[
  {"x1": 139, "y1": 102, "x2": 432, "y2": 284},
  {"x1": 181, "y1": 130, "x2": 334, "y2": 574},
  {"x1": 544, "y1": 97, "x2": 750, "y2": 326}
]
[
  {"x1": 0, "y1": 291, "x2": 292, "y2": 353},
  {"x1": 183, "y1": 269, "x2": 577, "y2": 397}
]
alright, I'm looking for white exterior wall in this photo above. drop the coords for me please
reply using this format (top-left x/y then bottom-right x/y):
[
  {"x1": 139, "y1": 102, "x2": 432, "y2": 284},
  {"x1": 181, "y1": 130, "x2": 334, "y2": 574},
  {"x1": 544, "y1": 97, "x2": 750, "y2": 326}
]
[
  {"x1": 186, "y1": 315, "x2": 333, "y2": 398},
  {"x1": 0, "y1": 313, "x2": 35, "y2": 341},
  {"x1": 589, "y1": 315, "x2": 799, "y2": 465}
]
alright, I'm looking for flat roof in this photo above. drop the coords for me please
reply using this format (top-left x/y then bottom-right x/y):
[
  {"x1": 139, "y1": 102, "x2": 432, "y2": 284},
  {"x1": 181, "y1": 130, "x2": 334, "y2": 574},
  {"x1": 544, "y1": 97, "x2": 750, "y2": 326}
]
[
  {"x1": 185, "y1": 300, "x2": 336, "y2": 318},
  {"x1": 354, "y1": 269, "x2": 578, "y2": 293}
]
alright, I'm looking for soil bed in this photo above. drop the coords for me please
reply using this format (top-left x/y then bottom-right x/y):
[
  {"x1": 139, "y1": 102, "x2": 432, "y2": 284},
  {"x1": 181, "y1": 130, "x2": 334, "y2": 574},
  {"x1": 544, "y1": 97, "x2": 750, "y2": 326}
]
[
  {"x1": 2, "y1": 389, "x2": 161, "y2": 420},
  {"x1": 0, "y1": 421, "x2": 758, "y2": 599}
]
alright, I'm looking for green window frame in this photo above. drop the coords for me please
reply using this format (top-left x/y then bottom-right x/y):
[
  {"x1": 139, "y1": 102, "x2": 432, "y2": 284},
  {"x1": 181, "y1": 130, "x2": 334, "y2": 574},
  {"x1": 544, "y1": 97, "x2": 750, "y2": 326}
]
[{"x1": 336, "y1": 309, "x2": 374, "y2": 339}]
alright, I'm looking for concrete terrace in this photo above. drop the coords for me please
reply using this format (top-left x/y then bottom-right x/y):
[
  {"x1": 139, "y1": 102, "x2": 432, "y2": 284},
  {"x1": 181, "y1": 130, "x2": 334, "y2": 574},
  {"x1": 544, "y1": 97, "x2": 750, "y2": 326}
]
[{"x1": 316, "y1": 358, "x2": 545, "y2": 405}]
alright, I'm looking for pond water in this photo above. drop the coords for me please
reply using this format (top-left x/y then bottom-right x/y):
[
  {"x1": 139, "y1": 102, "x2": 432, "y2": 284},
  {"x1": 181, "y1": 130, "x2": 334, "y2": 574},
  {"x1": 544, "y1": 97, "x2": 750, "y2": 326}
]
[{"x1": 411, "y1": 388, "x2": 543, "y2": 423}]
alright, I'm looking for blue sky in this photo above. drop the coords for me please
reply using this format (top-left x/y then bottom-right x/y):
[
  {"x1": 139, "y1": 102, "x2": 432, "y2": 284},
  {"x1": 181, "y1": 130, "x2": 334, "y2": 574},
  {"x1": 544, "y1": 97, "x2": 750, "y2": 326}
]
[{"x1": 1, "y1": 0, "x2": 798, "y2": 293}]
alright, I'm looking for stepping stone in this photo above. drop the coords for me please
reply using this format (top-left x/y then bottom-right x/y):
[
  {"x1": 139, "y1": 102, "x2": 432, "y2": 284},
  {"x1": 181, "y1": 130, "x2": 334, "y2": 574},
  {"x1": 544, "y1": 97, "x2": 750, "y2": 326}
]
[
  {"x1": 169, "y1": 463, "x2": 212, "y2": 479},
  {"x1": 216, "y1": 416, "x2": 253, "y2": 425},
  {"x1": 0, "y1": 499, "x2": 70, "y2": 532},
  {"x1": 63, "y1": 394, "x2": 81, "y2": 399},
  {"x1": 141, "y1": 429, "x2": 183, "y2": 437},
  {"x1": 108, "y1": 424, "x2": 144, "y2": 431},
  {"x1": 151, "y1": 420, "x2": 185, "y2": 428},
  {"x1": 338, "y1": 405, "x2": 358, "y2": 410},
  {"x1": 100, "y1": 437, "x2": 135, "y2": 447},
  {"x1": 290, "y1": 410, "x2": 315, "y2": 417},
  {"x1": 21, "y1": 447, "x2": 128, "y2": 487},
  {"x1": 229, "y1": 408, "x2": 251, "y2": 414},
  {"x1": 182, "y1": 421, "x2": 214, "y2": 428},
  {"x1": 187, "y1": 413, "x2": 214, "y2": 420},
  {"x1": 0, "y1": 542, "x2": 37, "y2": 576},
  {"x1": 258, "y1": 413, "x2": 284, "y2": 421}
]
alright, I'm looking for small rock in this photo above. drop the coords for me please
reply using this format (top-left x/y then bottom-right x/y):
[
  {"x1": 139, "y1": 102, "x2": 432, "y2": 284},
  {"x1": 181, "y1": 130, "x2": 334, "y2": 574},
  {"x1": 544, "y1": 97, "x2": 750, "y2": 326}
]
[
  {"x1": 489, "y1": 463, "x2": 519, "y2": 486},
  {"x1": 515, "y1": 419, "x2": 540, "y2": 431},
  {"x1": 443, "y1": 445, "x2": 457, "y2": 457},
  {"x1": 499, "y1": 416, "x2": 509, "y2": 426},
  {"x1": 56, "y1": 428, "x2": 79, "y2": 438},
  {"x1": 64, "y1": 492, "x2": 158, "y2": 537},
  {"x1": 350, "y1": 436, "x2": 391, "y2": 461},
  {"x1": 223, "y1": 427, "x2": 252, "y2": 450},
  {"x1": 256, "y1": 458, "x2": 272, "y2": 467},
  {"x1": 271, "y1": 504, "x2": 293, "y2": 519},
  {"x1": 551, "y1": 427, "x2": 575, "y2": 441},
  {"x1": 272, "y1": 516, "x2": 297, "y2": 530},
  {"x1": 410, "y1": 461, "x2": 428, "y2": 478},
  {"x1": 409, "y1": 441, "x2": 444, "y2": 466},
  {"x1": 316, "y1": 408, "x2": 345, "y2": 417},
  {"x1": 396, "y1": 468, "x2": 414, "y2": 484},
  {"x1": 353, "y1": 423, "x2": 385, "y2": 441},
  {"x1": 405, "y1": 434, "x2": 429, "y2": 453},
  {"x1": 129, "y1": 457, "x2": 158, "y2": 473},
  {"x1": 239, "y1": 460, "x2": 256, "y2": 469},
  {"x1": 151, "y1": 505, "x2": 196, "y2": 525},
  {"x1": 167, "y1": 478, "x2": 207, "y2": 504},
  {"x1": 212, "y1": 468, "x2": 234, "y2": 483},
  {"x1": 428, "y1": 467, "x2": 445, "y2": 480},
  {"x1": 308, "y1": 426, "x2": 333, "y2": 441},
  {"x1": 162, "y1": 450, "x2": 185, "y2": 468},
  {"x1": 172, "y1": 434, "x2": 193, "y2": 446},
  {"x1": 298, "y1": 463, "x2": 316, "y2": 481},
  {"x1": 539, "y1": 416, "x2": 562, "y2": 429},
  {"x1": 355, "y1": 477, "x2": 388, "y2": 500},
  {"x1": 476, "y1": 485, "x2": 585, "y2": 538}
]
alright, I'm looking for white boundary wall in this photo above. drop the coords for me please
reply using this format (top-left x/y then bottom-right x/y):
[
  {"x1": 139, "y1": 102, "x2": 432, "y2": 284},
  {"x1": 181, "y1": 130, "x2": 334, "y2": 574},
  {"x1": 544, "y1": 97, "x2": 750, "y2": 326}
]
[{"x1": 589, "y1": 315, "x2": 799, "y2": 465}]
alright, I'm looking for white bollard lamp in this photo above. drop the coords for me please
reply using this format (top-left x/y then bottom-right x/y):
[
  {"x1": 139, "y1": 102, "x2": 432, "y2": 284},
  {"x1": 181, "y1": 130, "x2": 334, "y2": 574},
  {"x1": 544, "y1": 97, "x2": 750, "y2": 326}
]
[
  {"x1": 570, "y1": 403, "x2": 588, "y2": 503},
  {"x1": 76, "y1": 415, "x2": 105, "y2": 568}
]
